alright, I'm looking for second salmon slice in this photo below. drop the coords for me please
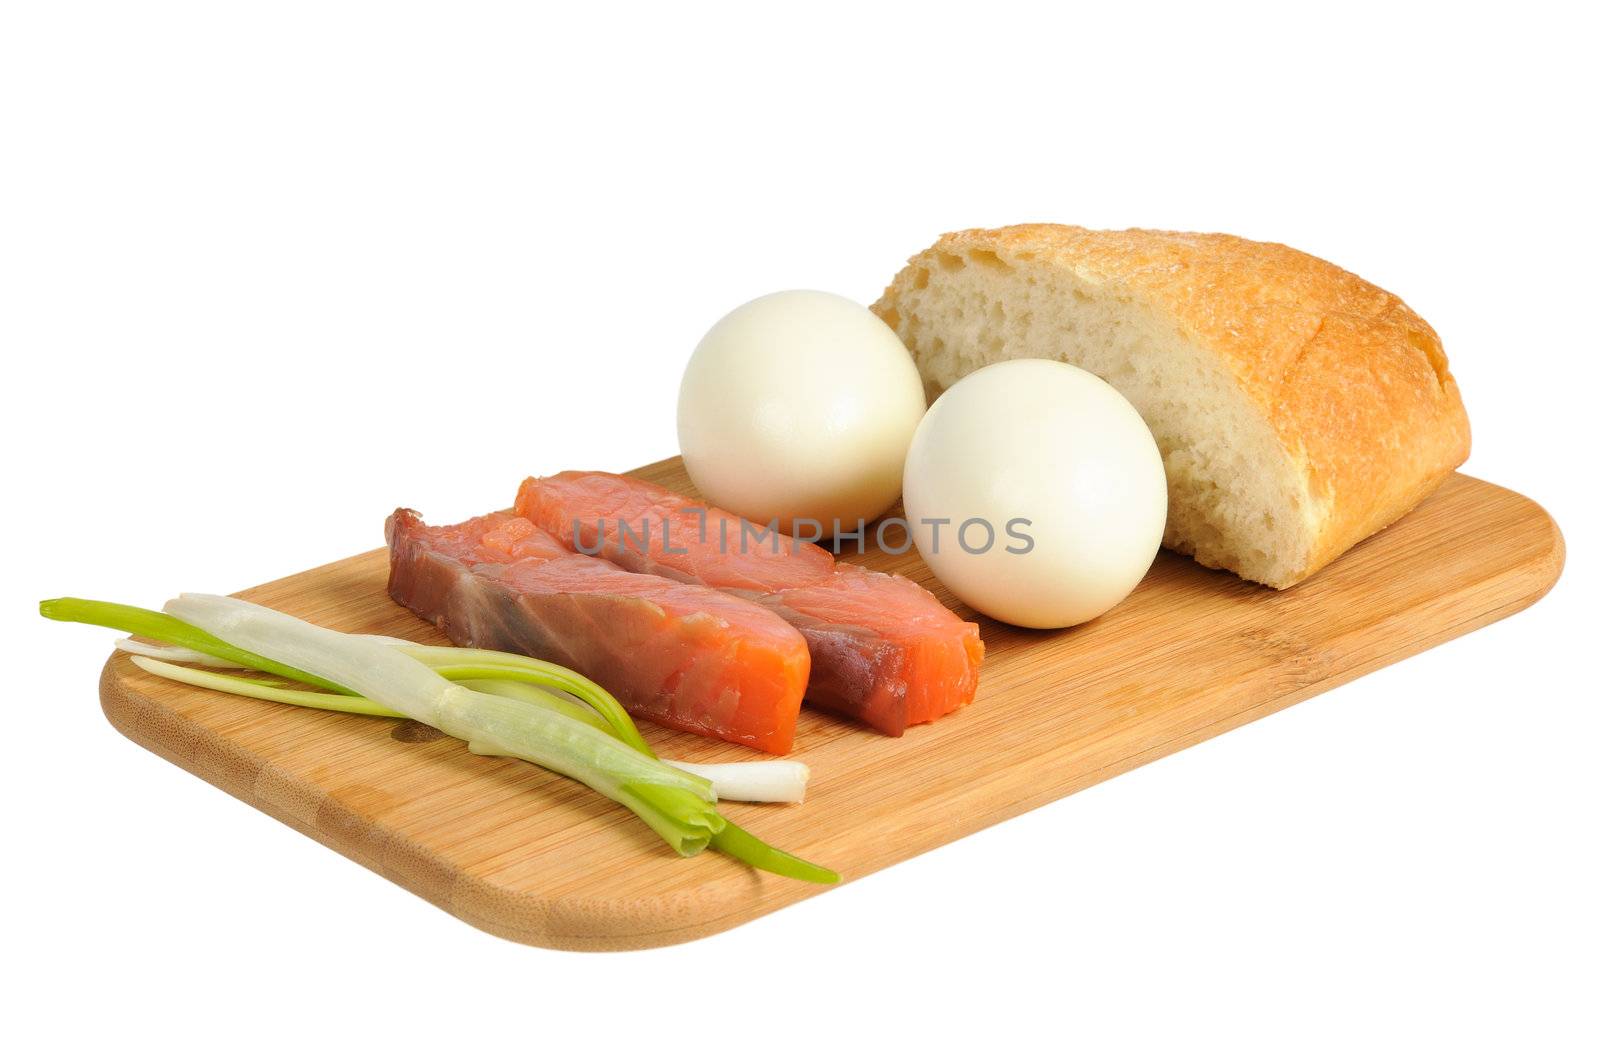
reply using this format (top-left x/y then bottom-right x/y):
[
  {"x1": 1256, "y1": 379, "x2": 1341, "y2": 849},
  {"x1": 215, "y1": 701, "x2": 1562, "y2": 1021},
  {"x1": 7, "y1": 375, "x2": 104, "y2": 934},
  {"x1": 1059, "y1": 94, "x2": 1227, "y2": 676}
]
[{"x1": 514, "y1": 472, "x2": 984, "y2": 736}]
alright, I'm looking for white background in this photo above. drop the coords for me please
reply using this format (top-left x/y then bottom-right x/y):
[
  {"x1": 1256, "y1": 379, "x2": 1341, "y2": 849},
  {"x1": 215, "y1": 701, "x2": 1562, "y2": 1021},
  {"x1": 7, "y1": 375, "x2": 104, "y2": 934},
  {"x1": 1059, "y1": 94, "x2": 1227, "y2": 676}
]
[{"x1": 3, "y1": 3, "x2": 1595, "y2": 1060}]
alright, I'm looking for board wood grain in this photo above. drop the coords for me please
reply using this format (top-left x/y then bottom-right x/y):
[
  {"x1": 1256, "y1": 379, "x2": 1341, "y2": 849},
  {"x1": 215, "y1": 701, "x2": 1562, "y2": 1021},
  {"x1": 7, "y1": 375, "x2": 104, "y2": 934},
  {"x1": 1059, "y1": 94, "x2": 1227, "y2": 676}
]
[{"x1": 98, "y1": 463, "x2": 1564, "y2": 950}]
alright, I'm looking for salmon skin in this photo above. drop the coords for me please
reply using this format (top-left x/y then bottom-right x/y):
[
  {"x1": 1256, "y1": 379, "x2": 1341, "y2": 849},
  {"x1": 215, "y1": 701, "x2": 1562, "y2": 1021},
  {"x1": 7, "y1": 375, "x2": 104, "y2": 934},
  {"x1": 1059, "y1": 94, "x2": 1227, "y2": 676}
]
[
  {"x1": 385, "y1": 508, "x2": 809, "y2": 754},
  {"x1": 514, "y1": 472, "x2": 984, "y2": 736}
]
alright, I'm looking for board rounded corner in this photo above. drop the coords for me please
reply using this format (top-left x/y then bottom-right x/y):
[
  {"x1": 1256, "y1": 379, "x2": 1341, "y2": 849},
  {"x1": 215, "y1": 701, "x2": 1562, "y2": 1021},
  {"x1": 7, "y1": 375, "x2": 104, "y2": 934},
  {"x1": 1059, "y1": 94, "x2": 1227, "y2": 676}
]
[
  {"x1": 1524, "y1": 499, "x2": 1566, "y2": 604},
  {"x1": 447, "y1": 870, "x2": 773, "y2": 952}
]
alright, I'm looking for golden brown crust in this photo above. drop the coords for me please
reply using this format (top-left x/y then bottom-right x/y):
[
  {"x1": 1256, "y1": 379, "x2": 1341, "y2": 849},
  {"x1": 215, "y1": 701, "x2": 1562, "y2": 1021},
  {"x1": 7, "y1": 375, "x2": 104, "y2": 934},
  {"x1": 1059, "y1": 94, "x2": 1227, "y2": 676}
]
[{"x1": 873, "y1": 224, "x2": 1471, "y2": 587}]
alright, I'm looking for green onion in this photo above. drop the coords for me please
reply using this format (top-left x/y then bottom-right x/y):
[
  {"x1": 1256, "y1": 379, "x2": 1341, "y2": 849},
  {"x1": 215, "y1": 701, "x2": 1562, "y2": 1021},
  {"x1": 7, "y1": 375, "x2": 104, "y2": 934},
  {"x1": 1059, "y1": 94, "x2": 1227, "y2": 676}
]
[
  {"x1": 453, "y1": 676, "x2": 619, "y2": 736},
  {"x1": 46, "y1": 594, "x2": 836, "y2": 883},
  {"x1": 129, "y1": 656, "x2": 402, "y2": 717},
  {"x1": 114, "y1": 638, "x2": 243, "y2": 669},
  {"x1": 41, "y1": 598, "x2": 351, "y2": 694},
  {"x1": 711, "y1": 821, "x2": 835, "y2": 882},
  {"x1": 402, "y1": 646, "x2": 650, "y2": 755}
]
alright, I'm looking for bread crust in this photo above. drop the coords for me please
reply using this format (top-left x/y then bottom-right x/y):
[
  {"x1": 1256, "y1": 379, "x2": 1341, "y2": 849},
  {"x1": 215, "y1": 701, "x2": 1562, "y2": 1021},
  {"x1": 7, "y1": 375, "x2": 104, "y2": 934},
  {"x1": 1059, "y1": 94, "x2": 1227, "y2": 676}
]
[{"x1": 873, "y1": 224, "x2": 1471, "y2": 587}]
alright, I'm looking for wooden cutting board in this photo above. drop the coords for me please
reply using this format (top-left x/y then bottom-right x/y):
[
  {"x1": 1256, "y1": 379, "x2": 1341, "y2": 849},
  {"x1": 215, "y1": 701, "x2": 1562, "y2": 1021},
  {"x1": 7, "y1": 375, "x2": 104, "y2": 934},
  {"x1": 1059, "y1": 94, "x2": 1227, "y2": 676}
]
[{"x1": 98, "y1": 461, "x2": 1564, "y2": 950}]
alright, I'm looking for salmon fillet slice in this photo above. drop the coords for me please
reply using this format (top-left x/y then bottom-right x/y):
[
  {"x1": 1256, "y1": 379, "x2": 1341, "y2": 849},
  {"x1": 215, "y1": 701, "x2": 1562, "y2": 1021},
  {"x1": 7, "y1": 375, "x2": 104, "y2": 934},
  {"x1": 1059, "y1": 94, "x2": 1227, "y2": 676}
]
[
  {"x1": 514, "y1": 472, "x2": 984, "y2": 736},
  {"x1": 385, "y1": 508, "x2": 810, "y2": 754}
]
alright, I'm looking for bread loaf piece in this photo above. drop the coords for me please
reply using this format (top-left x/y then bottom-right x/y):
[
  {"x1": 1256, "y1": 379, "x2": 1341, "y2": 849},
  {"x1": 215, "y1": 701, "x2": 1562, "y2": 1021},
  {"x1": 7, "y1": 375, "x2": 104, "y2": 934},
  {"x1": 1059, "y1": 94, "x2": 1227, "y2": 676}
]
[{"x1": 872, "y1": 225, "x2": 1470, "y2": 588}]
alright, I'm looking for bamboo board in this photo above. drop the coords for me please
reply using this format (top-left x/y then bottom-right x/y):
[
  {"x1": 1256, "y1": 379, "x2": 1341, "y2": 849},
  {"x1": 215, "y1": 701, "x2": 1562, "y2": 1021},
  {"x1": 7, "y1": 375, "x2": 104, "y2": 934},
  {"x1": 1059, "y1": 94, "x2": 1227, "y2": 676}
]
[{"x1": 98, "y1": 462, "x2": 1564, "y2": 950}]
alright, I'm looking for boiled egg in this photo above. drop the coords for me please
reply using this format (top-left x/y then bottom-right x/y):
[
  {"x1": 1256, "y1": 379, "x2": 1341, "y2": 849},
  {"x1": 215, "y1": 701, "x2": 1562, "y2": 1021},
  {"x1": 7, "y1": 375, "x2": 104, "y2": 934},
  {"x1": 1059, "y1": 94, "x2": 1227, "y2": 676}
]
[
  {"x1": 678, "y1": 290, "x2": 927, "y2": 533},
  {"x1": 902, "y1": 359, "x2": 1167, "y2": 628}
]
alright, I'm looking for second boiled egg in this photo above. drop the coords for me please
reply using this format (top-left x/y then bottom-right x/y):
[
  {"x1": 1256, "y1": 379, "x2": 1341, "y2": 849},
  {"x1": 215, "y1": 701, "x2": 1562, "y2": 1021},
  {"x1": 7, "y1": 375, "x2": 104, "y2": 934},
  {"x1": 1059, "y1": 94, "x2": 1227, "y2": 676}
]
[{"x1": 902, "y1": 359, "x2": 1167, "y2": 628}]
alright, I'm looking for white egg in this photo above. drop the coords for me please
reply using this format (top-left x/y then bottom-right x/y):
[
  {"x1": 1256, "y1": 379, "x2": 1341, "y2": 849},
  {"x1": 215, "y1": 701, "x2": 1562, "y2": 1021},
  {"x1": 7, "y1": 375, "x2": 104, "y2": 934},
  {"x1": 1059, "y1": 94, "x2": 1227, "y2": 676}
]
[
  {"x1": 902, "y1": 359, "x2": 1167, "y2": 629},
  {"x1": 678, "y1": 290, "x2": 927, "y2": 532}
]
